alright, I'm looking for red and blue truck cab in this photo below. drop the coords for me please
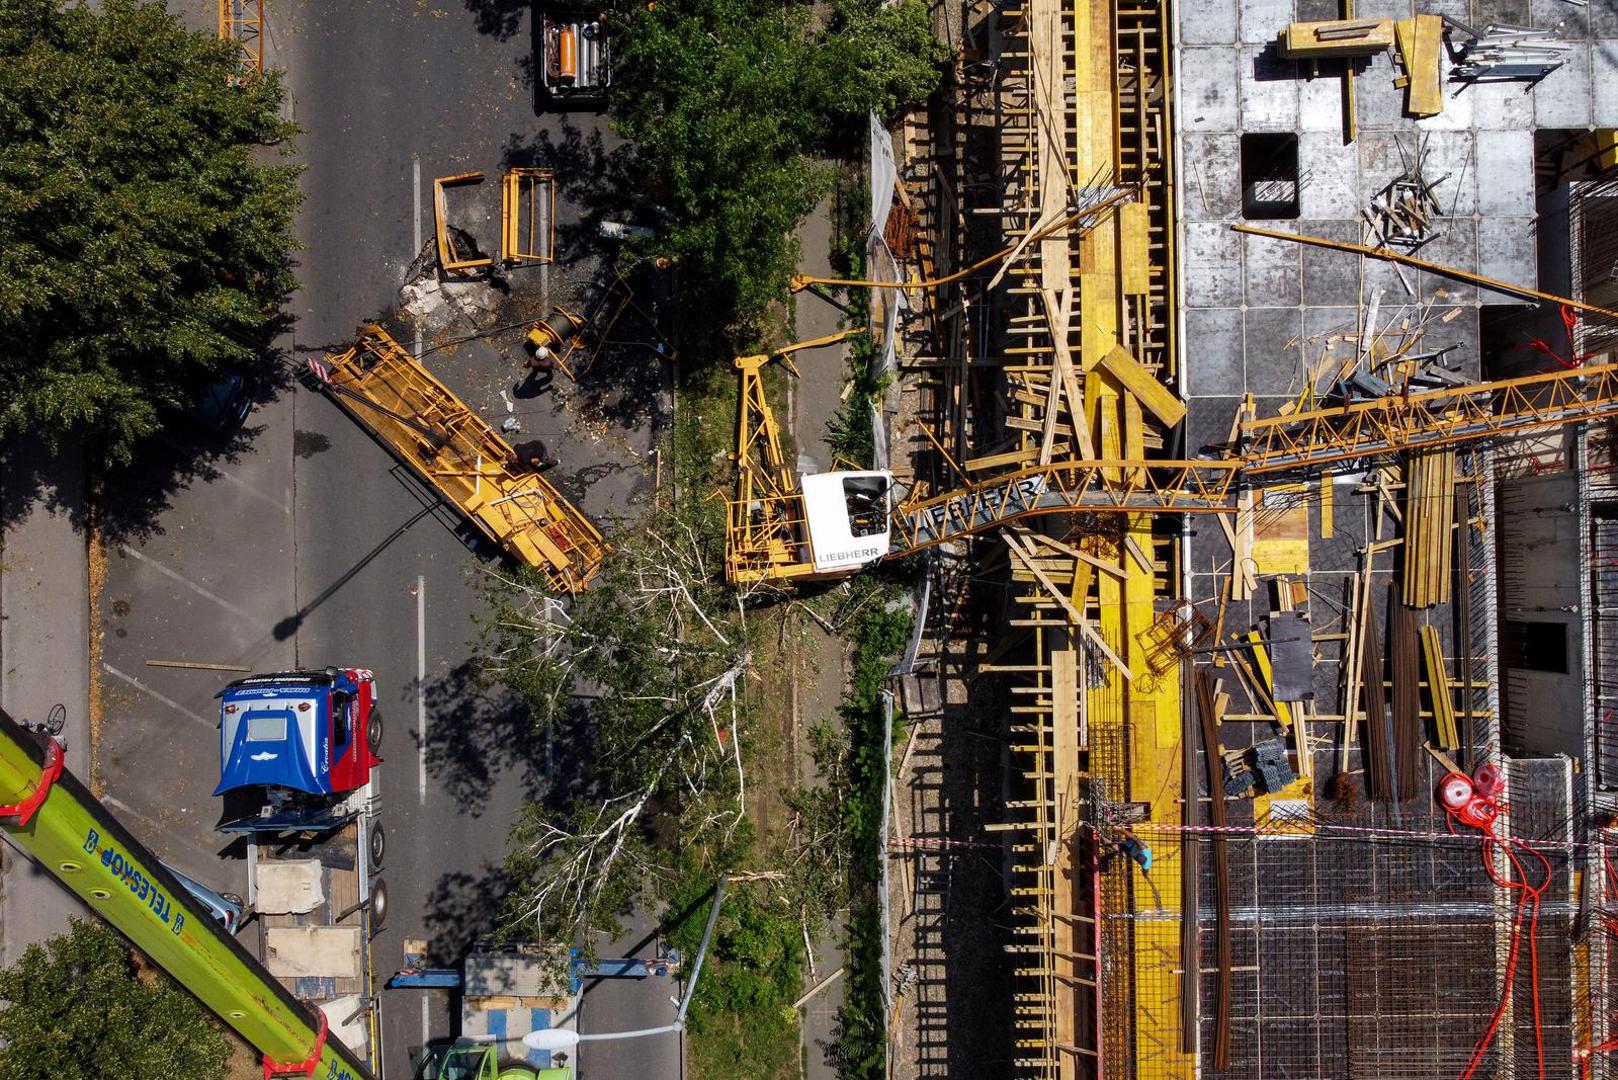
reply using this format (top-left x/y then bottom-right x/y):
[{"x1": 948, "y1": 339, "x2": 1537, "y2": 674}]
[{"x1": 214, "y1": 668, "x2": 381, "y2": 832}]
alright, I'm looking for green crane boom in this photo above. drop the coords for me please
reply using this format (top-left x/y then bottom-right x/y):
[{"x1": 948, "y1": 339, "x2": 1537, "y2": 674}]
[{"x1": 0, "y1": 707, "x2": 376, "y2": 1080}]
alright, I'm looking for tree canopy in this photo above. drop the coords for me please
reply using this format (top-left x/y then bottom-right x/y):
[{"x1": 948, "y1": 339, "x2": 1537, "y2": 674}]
[
  {"x1": 609, "y1": 0, "x2": 947, "y2": 347},
  {"x1": 0, "y1": 918, "x2": 231, "y2": 1080},
  {"x1": 0, "y1": 0, "x2": 300, "y2": 462}
]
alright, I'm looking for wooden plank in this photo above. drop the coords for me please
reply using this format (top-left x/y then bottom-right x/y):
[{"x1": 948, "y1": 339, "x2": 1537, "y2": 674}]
[
  {"x1": 1420, "y1": 624, "x2": 1459, "y2": 750},
  {"x1": 1098, "y1": 345, "x2": 1187, "y2": 428},
  {"x1": 1053, "y1": 648, "x2": 1080, "y2": 745},
  {"x1": 1280, "y1": 17, "x2": 1395, "y2": 57},
  {"x1": 965, "y1": 445, "x2": 1039, "y2": 472},
  {"x1": 1394, "y1": 14, "x2": 1443, "y2": 117},
  {"x1": 1319, "y1": 473, "x2": 1335, "y2": 539},
  {"x1": 1006, "y1": 535, "x2": 1133, "y2": 679},
  {"x1": 1120, "y1": 202, "x2": 1151, "y2": 296}
]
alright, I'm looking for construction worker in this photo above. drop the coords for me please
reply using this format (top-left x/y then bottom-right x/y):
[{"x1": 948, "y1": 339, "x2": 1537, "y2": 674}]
[
  {"x1": 519, "y1": 343, "x2": 557, "y2": 394},
  {"x1": 512, "y1": 439, "x2": 559, "y2": 473},
  {"x1": 1118, "y1": 829, "x2": 1152, "y2": 873}
]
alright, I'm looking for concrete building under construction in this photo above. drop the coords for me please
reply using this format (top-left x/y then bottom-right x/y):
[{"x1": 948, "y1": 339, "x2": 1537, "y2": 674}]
[{"x1": 877, "y1": 0, "x2": 1618, "y2": 1075}]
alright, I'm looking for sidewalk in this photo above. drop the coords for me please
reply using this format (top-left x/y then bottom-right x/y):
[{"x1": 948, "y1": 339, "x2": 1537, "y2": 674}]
[{"x1": 0, "y1": 438, "x2": 92, "y2": 965}]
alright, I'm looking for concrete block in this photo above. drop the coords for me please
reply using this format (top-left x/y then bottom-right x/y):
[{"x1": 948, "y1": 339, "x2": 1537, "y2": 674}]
[
  {"x1": 1475, "y1": 129, "x2": 1535, "y2": 217},
  {"x1": 1300, "y1": 218, "x2": 1363, "y2": 307},
  {"x1": 1299, "y1": 131, "x2": 1361, "y2": 219},
  {"x1": 1241, "y1": 45, "x2": 1301, "y2": 131},
  {"x1": 1183, "y1": 133, "x2": 1244, "y2": 221},
  {"x1": 1181, "y1": 0, "x2": 1239, "y2": 44},
  {"x1": 1182, "y1": 47, "x2": 1242, "y2": 131},
  {"x1": 1294, "y1": 0, "x2": 1337, "y2": 20},
  {"x1": 1477, "y1": 214, "x2": 1538, "y2": 291},
  {"x1": 1240, "y1": 0, "x2": 1295, "y2": 45},
  {"x1": 1594, "y1": 40, "x2": 1618, "y2": 127},
  {"x1": 1534, "y1": 42, "x2": 1592, "y2": 129},
  {"x1": 1244, "y1": 221, "x2": 1303, "y2": 306},
  {"x1": 1184, "y1": 221, "x2": 1247, "y2": 307},
  {"x1": 1183, "y1": 308, "x2": 1247, "y2": 396},
  {"x1": 1593, "y1": 0, "x2": 1618, "y2": 38},
  {"x1": 1245, "y1": 306, "x2": 1308, "y2": 393},
  {"x1": 1353, "y1": 0, "x2": 1412, "y2": 18}
]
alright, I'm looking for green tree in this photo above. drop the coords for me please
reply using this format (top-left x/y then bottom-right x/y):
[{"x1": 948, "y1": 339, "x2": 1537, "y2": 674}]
[
  {"x1": 608, "y1": 0, "x2": 945, "y2": 347},
  {"x1": 0, "y1": 918, "x2": 231, "y2": 1080},
  {"x1": 0, "y1": 0, "x2": 300, "y2": 462}
]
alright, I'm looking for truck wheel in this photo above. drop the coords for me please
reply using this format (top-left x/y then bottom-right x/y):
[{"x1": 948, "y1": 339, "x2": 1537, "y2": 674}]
[
  {"x1": 370, "y1": 878, "x2": 388, "y2": 929},
  {"x1": 367, "y1": 708, "x2": 383, "y2": 756},
  {"x1": 369, "y1": 822, "x2": 385, "y2": 872}
]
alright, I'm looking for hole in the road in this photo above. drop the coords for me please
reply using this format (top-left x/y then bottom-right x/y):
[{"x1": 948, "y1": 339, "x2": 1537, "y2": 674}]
[
  {"x1": 294, "y1": 430, "x2": 332, "y2": 458},
  {"x1": 115, "y1": 628, "x2": 127, "y2": 638},
  {"x1": 111, "y1": 600, "x2": 131, "y2": 617}
]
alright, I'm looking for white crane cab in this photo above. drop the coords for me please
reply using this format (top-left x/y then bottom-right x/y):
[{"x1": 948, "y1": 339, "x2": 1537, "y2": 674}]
[{"x1": 800, "y1": 470, "x2": 894, "y2": 576}]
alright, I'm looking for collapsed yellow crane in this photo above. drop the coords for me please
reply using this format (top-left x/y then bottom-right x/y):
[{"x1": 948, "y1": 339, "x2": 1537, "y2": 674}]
[{"x1": 726, "y1": 354, "x2": 1618, "y2": 584}]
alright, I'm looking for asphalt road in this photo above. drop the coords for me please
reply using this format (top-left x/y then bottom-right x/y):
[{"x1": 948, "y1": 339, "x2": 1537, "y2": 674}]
[{"x1": 97, "y1": 2, "x2": 677, "y2": 1077}]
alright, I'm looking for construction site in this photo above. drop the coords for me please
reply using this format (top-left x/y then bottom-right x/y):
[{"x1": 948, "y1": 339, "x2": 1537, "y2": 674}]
[{"x1": 857, "y1": 0, "x2": 1618, "y2": 1076}]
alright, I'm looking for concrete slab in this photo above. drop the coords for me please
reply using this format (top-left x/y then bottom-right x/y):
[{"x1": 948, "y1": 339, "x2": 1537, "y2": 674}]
[
  {"x1": 1182, "y1": 0, "x2": 1239, "y2": 44},
  {"x1": 1423, "y1": 130, "x2": 1478, "y2": 217},
  {"x1": 1183, "y1": 134, "x2": 1244, "y2": 221},
  {"x1": 1354, "y1": 0, "x2": 1412, "y2": 19},
  {"x1": 1591, "y1": 0, "x2": 1618, "y2": 38},
  {"x1": 1416, "y1": 66, "x2": 1475, "y2": 132},
  {"x1": 1245, "y1": 306, "x2": 1309, "y2": 393},
  {"x1": 1184, "y1": 221, "x2": 1247, "y2": 307},
  {"x1": 1593, "y1": 40, "x2": 1618, "y2": 127},
  {"x1": 1467, "y1": 79, "x2": 1536, "y2": 131},
  {"x1": 1475, "y1": 129, "x2": 1535, "y2": 218},
  {"x1": 1352, "y1": 52, "x2": 1407, "y2": 131},
  {"x1": 1302, "y1": 305, "x2": 1361, "y2": 351},
  {"x1": 1298, "y1": 72, "x2": 1348, "y2": 134},
  {"x1": 1299, "y1": 131, "x2": 1361, "y2": 219},
  {"x1": 1182, "y1": 47, "x2": 1242, "y2": 132},
  {"x1": 1473, "y1": 0, "x2": 1532, "y2": 27},
  {"x1": 1478, "y1": 214, "x2": 1539, "y2": 289},
  {"x1": 1241, "y1": 45, "x2": 1301, "y2": 131},
  {"x1": 1184, "y1": 308, "x2": 1247, "y2": 396},
  {"x1": 1244, "y1": 221, "x2": 1303, "y2": 306},
  {"x1": 1240, "y1": 0, "x2": 1294, "y2": 45},
  {"x1": 1534, "y1": 42, "x2": 1593, "y2": 129},
  {"x1": 1299, "y1": 218, "x2": 1363, "y2": 308},
  {"x1": 1416, "y1": 217, "x2": 1481, "y2": 306}
]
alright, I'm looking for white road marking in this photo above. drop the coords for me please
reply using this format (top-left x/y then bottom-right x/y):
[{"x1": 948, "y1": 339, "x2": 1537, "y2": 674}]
[
  {"x1": 102, "y1": 664, "x2": 214, "y2": 728},
  {"x1": 417, "y1": 575, "x2": 427, "y2": 806},
  {"x1": 421, "y1": 995, "x2": 429, "y2": 1047},
  {"x1": 118, "y1": 545, "x2": 254, "y2": 620},
  {"x1": 103, "y1": 794, "x2": 159, "y2": 829}
]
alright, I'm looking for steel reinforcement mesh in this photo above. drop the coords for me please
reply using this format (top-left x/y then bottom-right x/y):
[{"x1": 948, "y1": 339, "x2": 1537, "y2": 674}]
[{"x1": 1166, "y1": 758, "x2": 1579, "y2": 1080}]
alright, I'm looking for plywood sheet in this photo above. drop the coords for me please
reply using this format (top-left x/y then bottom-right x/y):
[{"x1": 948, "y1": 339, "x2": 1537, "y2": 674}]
[
  {"x1": 1252, "y1": 501, "x2": 1310, "y2": 575},
  {"x1": 254, "y1": 860, "x2": 324, "y2": 915},
  {"x1": 264, "y1": 927, "x2": 361, "y2": 979}
]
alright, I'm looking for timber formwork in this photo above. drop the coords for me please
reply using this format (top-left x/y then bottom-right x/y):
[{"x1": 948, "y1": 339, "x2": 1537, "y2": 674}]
[{"x1": 990, "y1": 0, "x2": 1186, "y2": 1069}]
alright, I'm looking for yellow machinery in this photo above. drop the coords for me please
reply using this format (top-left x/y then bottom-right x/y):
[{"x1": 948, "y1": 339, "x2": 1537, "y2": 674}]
[
  {"x1": 434, "y1": 172, "x2": 497, "y2": 276},
  {"x1": 523, "y1": 272, "x2": 634, "y2": 380},
  {"x1": 727, "y1": 355, "x2": 1618, "y2": 585},
  {"x1": 316, "y1": 325, "x2": 605, "y2": 593},
  {"x1": 725, "y1": 329, "x2": 887, "y2": 585},
  {"x1": 218, "y1": 0, "x2": 264, "y2": 79},
  {"x1": 502, "y1": 167, "x2": 557, "y2": 265}
]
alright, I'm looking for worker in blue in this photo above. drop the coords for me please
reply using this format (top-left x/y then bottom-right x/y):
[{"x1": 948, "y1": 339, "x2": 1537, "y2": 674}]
[{"x1": 1118, "y1": 829, "x2": 1152, "y2": 872}]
